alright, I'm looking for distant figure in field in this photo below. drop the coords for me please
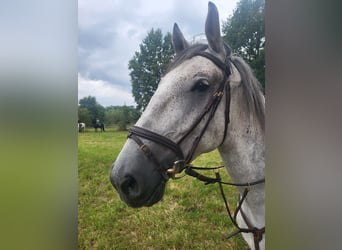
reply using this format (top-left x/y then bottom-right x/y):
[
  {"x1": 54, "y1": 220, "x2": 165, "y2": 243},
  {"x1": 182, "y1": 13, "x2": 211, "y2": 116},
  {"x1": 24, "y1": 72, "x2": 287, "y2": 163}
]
[{"x1": 93, "y1": 118, "x2": 105, "y2": 132}]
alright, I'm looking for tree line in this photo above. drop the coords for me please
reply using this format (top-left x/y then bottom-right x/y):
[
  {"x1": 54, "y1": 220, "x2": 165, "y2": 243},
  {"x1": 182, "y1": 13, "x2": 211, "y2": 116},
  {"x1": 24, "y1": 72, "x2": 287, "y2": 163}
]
[{"x1": 78, "y1": 96, "x2": 140, "y2": 130}]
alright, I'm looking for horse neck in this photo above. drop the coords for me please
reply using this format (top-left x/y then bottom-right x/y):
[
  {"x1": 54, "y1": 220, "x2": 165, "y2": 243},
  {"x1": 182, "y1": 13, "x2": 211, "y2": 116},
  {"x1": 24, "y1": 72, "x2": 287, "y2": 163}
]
[{"x1": 218, "y1": 86, "x2": 265, "y2": 214}]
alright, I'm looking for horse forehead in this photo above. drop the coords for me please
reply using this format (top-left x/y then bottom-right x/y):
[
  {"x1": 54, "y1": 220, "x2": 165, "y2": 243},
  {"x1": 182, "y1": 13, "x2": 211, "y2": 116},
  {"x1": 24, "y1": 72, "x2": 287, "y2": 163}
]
[
  {"x1": 162, "y1": 57, "x2": 222, "y2": 87},
  {"x1": 142, "y1": 57, "x2": 221, "y2": 114}
]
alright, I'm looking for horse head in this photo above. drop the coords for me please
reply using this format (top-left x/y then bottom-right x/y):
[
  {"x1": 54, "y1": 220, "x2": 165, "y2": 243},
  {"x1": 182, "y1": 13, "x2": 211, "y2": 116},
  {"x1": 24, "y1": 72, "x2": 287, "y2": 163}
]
[{"x1": 110, "y1": 2, "x2": 246, "y2": 207}]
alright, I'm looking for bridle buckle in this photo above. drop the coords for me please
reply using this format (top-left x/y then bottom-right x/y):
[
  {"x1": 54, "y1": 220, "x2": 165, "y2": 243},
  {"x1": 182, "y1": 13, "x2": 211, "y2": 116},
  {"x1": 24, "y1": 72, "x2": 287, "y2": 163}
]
[{"x1": 166, "y1": 160, "x2": 186, "y2": 179}]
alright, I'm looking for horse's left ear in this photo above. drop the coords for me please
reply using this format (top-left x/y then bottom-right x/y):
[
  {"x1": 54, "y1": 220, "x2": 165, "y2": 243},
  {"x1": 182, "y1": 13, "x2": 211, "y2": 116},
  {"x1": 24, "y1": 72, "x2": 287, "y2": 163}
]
[
  {"x1": 205, "y1": 2, "x2": 229, "y2": 58},
  {"x1": 173, "y1": 23, "x2": 189, "y2": 54}
]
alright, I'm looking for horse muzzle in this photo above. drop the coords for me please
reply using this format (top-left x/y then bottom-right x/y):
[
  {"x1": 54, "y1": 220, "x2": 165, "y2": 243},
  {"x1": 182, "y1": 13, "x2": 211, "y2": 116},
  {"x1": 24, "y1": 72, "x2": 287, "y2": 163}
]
[{"x1": 109, "y1": 141, "x2": 170, "y2": 208}]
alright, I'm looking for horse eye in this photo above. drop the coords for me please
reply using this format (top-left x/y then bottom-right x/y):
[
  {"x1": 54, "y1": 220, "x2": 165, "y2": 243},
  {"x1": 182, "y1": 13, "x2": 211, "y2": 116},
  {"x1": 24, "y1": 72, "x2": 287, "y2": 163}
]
[{"x1": 192, "y1": 79, "x2": 210, "y2": 92}]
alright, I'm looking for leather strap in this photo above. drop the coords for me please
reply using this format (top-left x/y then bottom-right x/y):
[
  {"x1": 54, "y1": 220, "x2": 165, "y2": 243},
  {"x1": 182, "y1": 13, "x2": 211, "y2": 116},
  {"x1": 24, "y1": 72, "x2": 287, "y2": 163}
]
[
  {"x1": 129, "y1": 126, "x2": 184, "y2": 160},
  {"x1": 128, "y1": 131, "x2": 170, "y2": 180}
]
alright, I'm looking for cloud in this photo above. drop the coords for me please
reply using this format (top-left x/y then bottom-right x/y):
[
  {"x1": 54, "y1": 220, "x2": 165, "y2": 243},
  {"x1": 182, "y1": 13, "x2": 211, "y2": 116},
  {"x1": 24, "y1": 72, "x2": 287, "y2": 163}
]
[
  {"x1": 78, "y1": 0, "x2": 238, "y2": 107},
  {"x1": 78, "y1": 73, "x2": 134, "y2": 107}
]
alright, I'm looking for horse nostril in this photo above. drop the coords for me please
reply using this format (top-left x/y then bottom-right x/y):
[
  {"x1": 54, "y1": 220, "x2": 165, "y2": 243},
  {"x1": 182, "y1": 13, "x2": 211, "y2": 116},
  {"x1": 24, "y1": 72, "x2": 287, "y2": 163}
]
[{"x1": 121, "y1": 175, "x2": 139, "y2": 198}]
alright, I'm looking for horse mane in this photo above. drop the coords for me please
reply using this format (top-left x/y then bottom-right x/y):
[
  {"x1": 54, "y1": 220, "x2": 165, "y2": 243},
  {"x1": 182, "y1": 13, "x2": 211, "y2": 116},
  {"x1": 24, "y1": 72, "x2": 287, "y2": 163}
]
[
  {"x1": 230, "y1": 55, "x2": 265, "y2": 132},
  {"x1": 165, "y1": 43, "x2": 265, "y2": 132}
]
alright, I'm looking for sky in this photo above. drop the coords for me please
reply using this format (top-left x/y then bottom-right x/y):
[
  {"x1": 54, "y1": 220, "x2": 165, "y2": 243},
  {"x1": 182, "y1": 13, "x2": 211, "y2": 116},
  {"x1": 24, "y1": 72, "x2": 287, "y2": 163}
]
[{"x1": 78, "y1": 0, "x2": 239, "y2": 107}]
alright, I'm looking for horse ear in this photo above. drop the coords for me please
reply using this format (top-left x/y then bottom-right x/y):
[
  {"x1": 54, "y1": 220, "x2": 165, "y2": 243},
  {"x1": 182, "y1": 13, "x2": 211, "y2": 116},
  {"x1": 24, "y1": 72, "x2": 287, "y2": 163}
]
[
  {"x1": 205, "y1": 2, "x2": 228, "y2": 57},
  {"x1": 173, "y1": 23, "x2": 189, "y2": 54}
]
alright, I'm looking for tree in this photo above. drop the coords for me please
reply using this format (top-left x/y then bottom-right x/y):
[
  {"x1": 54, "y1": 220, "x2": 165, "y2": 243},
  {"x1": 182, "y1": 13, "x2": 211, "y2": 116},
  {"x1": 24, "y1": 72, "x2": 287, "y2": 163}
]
[
  {"x1": 104, "y1": 105, "x2": 141, "y2": 131},
  {"x1": 222, "y1": 0, "x2": 265, "y2": 90},
  {"x1": 129, "y1": 29, "x2": 175, "y2": 112},
  {"x1": 78, "y1": 96, "x2": 105, "y2": 125},
  {"x1": 78, "y1": 107, "x2": 91, "y2": 125}
]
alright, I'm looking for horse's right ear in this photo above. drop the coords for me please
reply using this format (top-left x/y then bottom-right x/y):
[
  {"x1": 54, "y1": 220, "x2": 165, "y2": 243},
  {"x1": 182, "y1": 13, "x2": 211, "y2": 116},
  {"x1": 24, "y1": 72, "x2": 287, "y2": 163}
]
[
  {"x1": 205, "y1": 2, "x2": 227, "y2": 58},
  {"x1": 173, "y1": 23, "x2": 189, "y2": 54}
]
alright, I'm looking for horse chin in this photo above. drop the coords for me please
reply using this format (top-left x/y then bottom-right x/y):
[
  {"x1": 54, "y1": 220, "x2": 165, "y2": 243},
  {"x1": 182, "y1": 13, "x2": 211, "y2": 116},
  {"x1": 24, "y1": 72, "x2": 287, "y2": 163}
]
[
  {"x1": 122, "y1": 180, "x2": 166, "y2": 208},
  {"x1": 144, "y1": 181, "x2": 166, "y2": 207}
]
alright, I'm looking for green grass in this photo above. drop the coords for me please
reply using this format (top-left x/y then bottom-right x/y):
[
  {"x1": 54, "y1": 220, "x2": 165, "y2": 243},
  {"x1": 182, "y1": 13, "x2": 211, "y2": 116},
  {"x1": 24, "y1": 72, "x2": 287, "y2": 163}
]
[{"x1": 78, "y1": 128, "x2": 249, "y2": 249}]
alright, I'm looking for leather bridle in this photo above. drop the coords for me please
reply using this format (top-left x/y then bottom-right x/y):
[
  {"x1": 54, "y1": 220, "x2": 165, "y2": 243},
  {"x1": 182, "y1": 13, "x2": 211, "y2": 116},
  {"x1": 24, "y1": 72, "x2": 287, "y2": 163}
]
[
  {"x1": 127, "y1": 48, "x2": 265, "y2": 249},
  {"x1": 128, "y1": 49, "x2": 231, "y2": 180}
]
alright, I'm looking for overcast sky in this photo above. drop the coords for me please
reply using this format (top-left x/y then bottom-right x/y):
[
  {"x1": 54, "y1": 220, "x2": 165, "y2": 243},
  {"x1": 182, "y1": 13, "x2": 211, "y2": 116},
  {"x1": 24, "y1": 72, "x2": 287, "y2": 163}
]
[{"x1": 78, "y1": 0, "x2": 239, "y2": 107}]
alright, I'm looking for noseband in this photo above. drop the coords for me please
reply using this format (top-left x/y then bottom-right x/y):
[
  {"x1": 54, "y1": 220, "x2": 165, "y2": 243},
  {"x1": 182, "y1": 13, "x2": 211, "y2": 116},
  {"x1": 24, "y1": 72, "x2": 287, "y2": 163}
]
[{"x1": 128, "y1": 49, "x2": 231, "y2": 180}]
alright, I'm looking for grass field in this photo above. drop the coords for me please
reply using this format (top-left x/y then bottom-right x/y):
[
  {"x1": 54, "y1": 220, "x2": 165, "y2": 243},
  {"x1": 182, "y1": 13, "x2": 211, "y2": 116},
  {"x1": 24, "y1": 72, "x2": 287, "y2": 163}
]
[{"x1": 78, "y1": 127, "x2": 249, "y2": 249}]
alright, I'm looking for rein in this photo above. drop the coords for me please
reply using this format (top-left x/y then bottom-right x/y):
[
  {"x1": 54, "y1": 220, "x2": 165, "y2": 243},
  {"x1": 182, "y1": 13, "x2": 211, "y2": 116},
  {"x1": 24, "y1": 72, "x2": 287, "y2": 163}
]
[
  {"x1": 185, "y1": 165, "x2": 265, "y2": 250},
  {"x1": 127, "y1": 48, "x2": 265, "y2": 249}
]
